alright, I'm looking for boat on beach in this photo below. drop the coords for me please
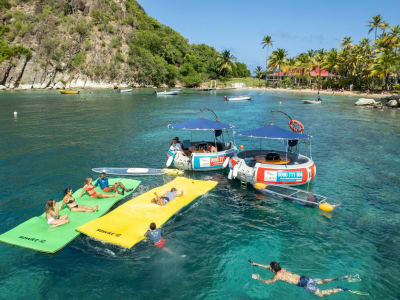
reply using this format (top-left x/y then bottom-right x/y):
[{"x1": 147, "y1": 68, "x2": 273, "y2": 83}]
[
  {"x1": 228, "y1": 110, "x2": 315, "y2": 186},
  {"x1": 224, "y1": 95, "x2": 252, "y2": 101},
  {"x1": 253, "y1": 182, "x2": 340, "y2": 212},
  {"x1": 166, "y1": 109, "x2": 236, "y2": 171},
  {"x1": 60, "y1": 90, "x2": 79, "y2": 94},
  {"x1": 155, "y1": 90, "x2": 180, "y2": 96}
]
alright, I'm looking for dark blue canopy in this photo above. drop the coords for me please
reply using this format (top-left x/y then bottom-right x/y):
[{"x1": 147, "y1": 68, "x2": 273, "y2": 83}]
[
  {"x1": 235, "y1": 124, "x2": 310, "y2": 140},
  {"x1": 168, "y1": 118, "x2": 233, "y2": 131}
]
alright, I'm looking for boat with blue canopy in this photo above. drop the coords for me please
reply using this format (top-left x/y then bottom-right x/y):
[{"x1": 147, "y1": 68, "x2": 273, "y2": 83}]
[
  {"x1": 228, "y1": 110, "x2": 316, "y2": 186},
  {"x1": 166, "y1": 109, "x2": 236, "y2": 171}
]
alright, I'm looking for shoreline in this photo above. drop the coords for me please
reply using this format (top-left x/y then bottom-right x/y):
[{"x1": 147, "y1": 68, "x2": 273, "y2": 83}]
[
  {"x1": 1, "y1": 85, "x2": 398, "y2": 99},
  {"x1": 240, "y1": 87, "x2": 398, "y2": 99}
]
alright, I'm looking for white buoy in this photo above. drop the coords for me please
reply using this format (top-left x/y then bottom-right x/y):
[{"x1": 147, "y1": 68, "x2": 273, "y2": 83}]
[
  {"x1": 13, "y1": 111, "x2": 17, "y2": 117},
  {"x1": 279, "y1": 101, "x2": 282, "y2": 105}
]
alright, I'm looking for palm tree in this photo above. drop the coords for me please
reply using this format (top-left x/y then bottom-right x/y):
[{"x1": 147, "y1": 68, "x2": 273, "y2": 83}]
[
  {"x1": 261, "y1": 35, "x2": 273, "y2": 74},
  {"x1": 379, "y1": 21, "x2": 389, "y2": 35},
  {"x1": 254, "y1": 66, "x2": 263, "y2": 86},
  {"x1": 370, "y1": 50, "x2": 396, "y2": 90},
  {"x1": 368, "y1": 14, "x2": 383, "y2": 41},
  {"x1": 268, "y1": 48, "x2": 287, "y2": 72},
  {"x1": 218, "y1": 49, "x2": 236, "y2": 78}
]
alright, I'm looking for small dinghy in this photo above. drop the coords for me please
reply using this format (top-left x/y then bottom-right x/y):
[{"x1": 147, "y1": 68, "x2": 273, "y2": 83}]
[
  {"x1": 92, "y1": 167, "x2": 183, "y2": 176},
  {"x1": 60, "y1": 90, "x2": 79, "y2": 94},
  {"x1": 303, "y1": 100, "x2": 322, "y2": 104},
  {"x1": 155, "y1": 90, "x2": 180, "y2": 96},
  {"x1": 119, "y1": 89, "x2": 133, "y2": 93},
  {"x1": 224, "y1": 95, "x2": 252, "y2": 101},
  {"x1": 254, "y1": 182, "x2": 340, "y2": 212}
]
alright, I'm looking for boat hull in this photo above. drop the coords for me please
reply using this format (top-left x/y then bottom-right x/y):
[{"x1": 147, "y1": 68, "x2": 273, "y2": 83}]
[
  {"x1": 229, "y1": 150, "x2": 316, "y2": 186},
  {"x1": 60, "y1": 90, "x2": 79, "y2": 94},
  {"x1": 167, "y1": 147, "x2": 235, "y2": 171},
  {"x1": 226, "y1": 96, "x2": 251, "y2": 101},
  {"x1": 303, "y1": 100, "x2": 321, "y2": 104}
]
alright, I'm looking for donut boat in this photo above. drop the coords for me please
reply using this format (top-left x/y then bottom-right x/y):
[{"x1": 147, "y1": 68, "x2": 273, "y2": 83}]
[
  {"x1": 166, "y1": 109, "x2": 236, "y2": 171},
  {"x1": 228, "y1": 112, "x2": 315, "y2": 186}
]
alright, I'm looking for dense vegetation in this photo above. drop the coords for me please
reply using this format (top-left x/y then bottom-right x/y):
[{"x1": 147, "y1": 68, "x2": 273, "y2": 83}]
[
  {"x1": 0, "y1": 0, "x2": 249, "y2": 87},
  {"x1": 258, "y1": 15, "x2": 400, "y2": 92}
]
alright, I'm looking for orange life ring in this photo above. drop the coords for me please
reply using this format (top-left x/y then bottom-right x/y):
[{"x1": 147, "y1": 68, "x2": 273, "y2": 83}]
[{"x1": 288, "y1": 119, "x2": 304, "y2": 133}]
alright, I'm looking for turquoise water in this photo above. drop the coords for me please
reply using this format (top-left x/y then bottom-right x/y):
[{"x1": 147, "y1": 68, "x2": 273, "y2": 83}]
[{"x1": 0, "y1": 90, "x2": 399, "y2": 299}]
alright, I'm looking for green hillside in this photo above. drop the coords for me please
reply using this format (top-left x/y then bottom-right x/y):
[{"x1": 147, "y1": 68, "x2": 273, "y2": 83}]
[{"x1": 0, "y1": 0, "x2": 250, "y2": 89}]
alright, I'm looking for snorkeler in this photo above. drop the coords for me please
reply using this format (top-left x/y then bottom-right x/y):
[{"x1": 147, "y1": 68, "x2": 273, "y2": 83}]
[
  {"x1": 145, "y1": 222, "x2": 165, "y2": 248},
  {"x1": 249, "y1": 260, "x2": 364, "y2": 297}
]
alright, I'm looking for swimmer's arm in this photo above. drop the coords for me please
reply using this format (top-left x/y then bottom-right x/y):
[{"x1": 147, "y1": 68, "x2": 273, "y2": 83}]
[
  {"x1": 251, "y1": 262, "x2": 272, "y2": 270},
  {"x1": 252, "y1": 274, "x2": 276, "y2": 285}
]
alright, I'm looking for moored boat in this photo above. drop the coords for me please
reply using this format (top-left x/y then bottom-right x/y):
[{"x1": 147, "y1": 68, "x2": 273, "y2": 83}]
[
  {"x1": 228, "y1": 111, "x2": 315, "y2": 186},
  {"x1": 303, "y1": 100, "x2": 321, "y2": 104},
  {"x1": 119, "y1": 89, "x2": 133, "y2": 93},
  {"x1": 60, "y1": 90, "x2": 79, "y2": 94},
  {"x1": 166, "y1": 109, "x2": 236, "y2": 171},
  {"x1": 155, "y1": 90, "x2": 180, "y2": 96},
  {"x1": 224, "y1": 95, "x2": 252, "y2": 101}
]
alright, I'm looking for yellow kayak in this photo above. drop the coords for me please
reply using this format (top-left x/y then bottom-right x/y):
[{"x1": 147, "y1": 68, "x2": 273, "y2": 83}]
[
  {"x1": 60, "y1": 90, "x2": 79, "y2": 94},
  {"x1": 77, "y1": 177, "x2": 217, "y2": 248}
]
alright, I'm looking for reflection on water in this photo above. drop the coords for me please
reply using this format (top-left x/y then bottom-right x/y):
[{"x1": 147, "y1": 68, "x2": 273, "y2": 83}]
[{"x1": 0, "y1": 90, "x2": 399, "y2": 299}]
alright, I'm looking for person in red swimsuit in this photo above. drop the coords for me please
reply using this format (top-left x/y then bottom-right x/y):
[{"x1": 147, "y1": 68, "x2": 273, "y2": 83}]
[{"x1": 79, "y1": 177, "x2": 116, "y2": 199}]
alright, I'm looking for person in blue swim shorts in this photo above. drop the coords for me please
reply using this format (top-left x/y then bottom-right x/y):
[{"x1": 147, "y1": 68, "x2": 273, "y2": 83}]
[{"x1": 249, "y1": 260, "x2": 359, "y2": 297}]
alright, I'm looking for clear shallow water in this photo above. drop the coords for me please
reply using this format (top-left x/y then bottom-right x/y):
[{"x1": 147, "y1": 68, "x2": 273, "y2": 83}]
[{"x1": 0, "y1": 90, "x2": 399, "y2": 299}]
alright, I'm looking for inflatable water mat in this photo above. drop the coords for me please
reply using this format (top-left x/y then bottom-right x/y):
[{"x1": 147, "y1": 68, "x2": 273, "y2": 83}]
[
  {"x1": 0, "y1": 178, "x2": 141, "y2": 253},
  {"x1": 77, "y1": 177, "x2": 217, "y2": 248}
]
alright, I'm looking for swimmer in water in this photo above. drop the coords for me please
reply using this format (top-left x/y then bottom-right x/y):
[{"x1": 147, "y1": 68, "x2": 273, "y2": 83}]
[
  {"x1": 249, "y1": 260, "x2": 362, "y2": 297},
  {"x1": 145, "y1": 222, "x2": 165, "y2": 248}
]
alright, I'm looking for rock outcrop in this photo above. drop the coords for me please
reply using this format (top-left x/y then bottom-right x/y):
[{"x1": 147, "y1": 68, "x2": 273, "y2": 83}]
[{"x1": 355, "y1": 98, "x2": 378, "y2": 106}]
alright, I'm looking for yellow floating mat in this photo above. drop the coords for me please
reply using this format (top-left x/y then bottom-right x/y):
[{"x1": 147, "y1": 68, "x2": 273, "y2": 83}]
[{"x1": 77, "y1": 177, "x2": 217, "y2": 248}]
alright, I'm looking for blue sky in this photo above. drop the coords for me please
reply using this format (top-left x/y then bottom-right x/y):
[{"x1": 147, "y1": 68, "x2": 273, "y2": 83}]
[{"x1": 138, "y1": 0, "x2": 399, "y2": 73}]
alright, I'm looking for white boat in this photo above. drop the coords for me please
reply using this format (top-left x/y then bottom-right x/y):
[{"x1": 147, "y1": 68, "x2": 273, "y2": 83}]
[
  {"x1": 303, "y1": 100, "x2": 321, "y2": 104},
  {"x1": 119, "y1": 89, "x2": 133, "y2": 93},
  {"x1": 155, "y1": 90, "x2": 180, "y2": 96},
  {"x1": 224, "y1": 95, "x2": 252, "y2": 101}
]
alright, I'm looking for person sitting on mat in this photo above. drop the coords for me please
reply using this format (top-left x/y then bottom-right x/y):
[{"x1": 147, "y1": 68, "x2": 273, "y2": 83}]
[
  {"x1": 79, "y1": 177, "x2": 116, "y2": 199},
  {"x1": 95, "y1": 172, "x2": 132, "y2": 195},
  {"x1": 151, "y1": 188, "x2": 184, "y2": 206},
  {"x1": 249, "y1": 260, "x2": 359, "y2": 297},
  {"x1": 61, "y1": 188, "x2": 98, "y2": 212},
  {"x1": 45, "y1": 199, "x2": 69, "y2": 228},
  {"x1": 145, "y1": 222, "x2": 165, "y2": 249}
]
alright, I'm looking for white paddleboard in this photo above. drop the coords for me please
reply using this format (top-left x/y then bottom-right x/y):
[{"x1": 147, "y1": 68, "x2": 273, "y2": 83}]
[{"x1": 92, "y1": 167, "x2": 183, "y2": 176}]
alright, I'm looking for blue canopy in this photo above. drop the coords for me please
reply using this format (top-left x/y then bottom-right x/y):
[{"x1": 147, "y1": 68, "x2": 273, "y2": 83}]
[
  {"x1": 168, "y1": 118, "x2": 233, "y2": 131},
  {"x1": 235, "y1": 124, "x2": 310, "y2": 140}
]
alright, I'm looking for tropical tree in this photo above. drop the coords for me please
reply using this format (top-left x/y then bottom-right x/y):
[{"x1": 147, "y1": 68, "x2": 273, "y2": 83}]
[
  {"x1": 261, "y1": 35, "x2": 273, "y2": 73},
  {"x1": 368, "y1": 14, "x2": 383, "y2": 41},
  {"x1": 254, "y1": 65, "x2": 264, "y2": 85},
  {"x1": 268, "y1": 48, "x2": 287, "y2": 72},
  {"x1": 370, "y1": 50, "x2": 396, "y2": 90},
  {"x1": 218, "y1": 49, "x2": 235, "y2": 78}
]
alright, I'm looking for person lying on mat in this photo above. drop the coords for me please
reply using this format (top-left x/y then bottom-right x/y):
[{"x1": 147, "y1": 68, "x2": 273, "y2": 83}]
[
  {"x1": 145, "y1": 222, "x2": 165, "y2": 248},
  {"x1": 61, "y1": 188, "x2": 98, "y2": 212},
  {"x1": 45, "y1": 199, "x2": 69, "y2": 227},
  {"x1": 151, "y1": 188, "x2": 184, "y2": 206},
  {"x1": 80, "y1": 177, "x2": 116, "y2": 199},
  {"x1": 249, "y1": 260, "x2": 357, "y2": 297},
  {"x1": 95, "y1": 172, "x2": 132, "y2": 195}
]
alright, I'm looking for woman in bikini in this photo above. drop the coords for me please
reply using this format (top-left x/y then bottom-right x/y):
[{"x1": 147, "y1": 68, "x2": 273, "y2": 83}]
[
  {"x1": 45, "y1": 199, "x2": 69, "y2": 227},
  {"x1": 79, "y1": 177, "x2": 116, "y2": 199},
  {"x1": 61, "y1": 188, "x2": 98, "y2": 212}
]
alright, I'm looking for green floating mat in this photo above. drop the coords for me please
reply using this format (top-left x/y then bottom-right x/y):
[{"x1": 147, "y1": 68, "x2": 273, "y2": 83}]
[{"x1": 0, "y1": 178, "x2": 140, "y2": 253}]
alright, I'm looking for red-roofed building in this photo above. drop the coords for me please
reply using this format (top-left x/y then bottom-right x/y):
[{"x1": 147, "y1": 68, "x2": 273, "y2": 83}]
[{"x1": 266, "y1": 66, "x2": 338, "y2": 86}]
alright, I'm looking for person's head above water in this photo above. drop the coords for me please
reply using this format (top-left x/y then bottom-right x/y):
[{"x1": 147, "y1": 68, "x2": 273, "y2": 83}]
[
  {"x1": 100, "y1": 172, "x2": 106, "y2": 179},
  {"x1": 150, "y1": 222, "x2": 156, "y2": 230},
  {"x1": 270, "y1": 262, "x2": 281, "y2": 273}
]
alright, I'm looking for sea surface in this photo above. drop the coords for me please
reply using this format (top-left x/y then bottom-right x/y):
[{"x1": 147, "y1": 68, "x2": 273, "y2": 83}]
[{"x1": 0, "y1": 89, "x2": 399, "y2": 299}]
